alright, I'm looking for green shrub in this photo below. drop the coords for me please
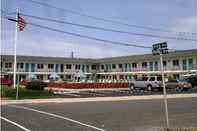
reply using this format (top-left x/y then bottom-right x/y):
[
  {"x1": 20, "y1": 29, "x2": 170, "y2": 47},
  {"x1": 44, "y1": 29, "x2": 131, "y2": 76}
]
[{"x1": 26, "y1": 80, "x2": 47, "y2": 90}]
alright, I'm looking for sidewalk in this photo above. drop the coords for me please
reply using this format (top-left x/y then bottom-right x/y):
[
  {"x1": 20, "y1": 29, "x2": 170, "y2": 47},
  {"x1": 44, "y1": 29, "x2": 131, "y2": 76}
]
[{"x1": 1, "y1": 93, "x2": 197, "y2": 105}]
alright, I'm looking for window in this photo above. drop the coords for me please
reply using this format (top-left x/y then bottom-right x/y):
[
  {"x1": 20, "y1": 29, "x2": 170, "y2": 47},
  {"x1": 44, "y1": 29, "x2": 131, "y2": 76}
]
[
  {"x1": 182, "y1": 59, "x2": 187, "y2": 70},
  {"x1": 20, "y1": 63, "x2": 24, "y2": 68},
  {"x1": 157, "y1": 77, "x2": 162, "y2": 81},
  {"x1": 188, "y1": 58, "x2": 193, "y2": 70},
  {"x1": 31, "y1": 63, "x2": 35, "y2": 72},
  {"x1": 112, "y1": 64, "x2": 116, "y2": 69},
  {"x1": 86, "y1": 65, "x2": 89, "y2": 72},
  {"x1": 5, "y1": 62, "x2": 12, "y2": 68},
  {"x1": 91, "y1": 65, "x2": 97, "y2": 70},
  {"x1": 173, "y1": 60, "x2": 179, "y2": 66},
  {"x1": 118, "y1": 64, "x2": 122, "y2": 68},
  {"x1": 101, "y1": 65, "x2": 104, "y2": 70},
  {"x1": 124, "y1": 64, "x2": 128, "y2": 72},
  {"x1": 66, "y1": 64, "x2": 72, "y2": 69},
  {"x1": 60, "y1": 64, "x2": 64, "y2": 72},
  {"x1": 155, "y1": 61, "x2": 158, "y2": 71},
  {"x1": 149, "y1": 62, "x2": 153, "y2": 71},
  {"x1": 168, "y1": 79, "x2": 178, "y2": 83},
  {"x1": 136, "y1": 77, "x2": 148, "y2": 81},
  {"x1": 75, "y1": 64, "x2": 80, "y2": 70},
  {"x1": 142, "y1": 62, "x2": 147, "y2": 68},
  {"x1": 163, "y1": 61, "x2": 167, "y2": 67},
  {"x1": 17, "y1": 63, "x2": 24, "y2": 68},
  {"x1": 149, "y1": 77, "x2": 155, "y2": 81},
  {"x1": 48, "y1": 64, "x2": 54, "y2": 69},
  {"x1": 37, "y1": 64, "x2": 44, "y2": 69},
  {"x1": 82, "y1": 64, "x2": 85, "y2": 72},
  {"x1": 1, "y1": 62, "x2": 3, "y2": 68},
  {"x1": 66, "y1": 75, "x2": 71, "y2": 79},
  {"x1": 132, "y1": 63, "x2": 137, "y2": 68},
  {"x1": 55, "y1": 64, "x2": 59, "y2": 72},
  {"x1": 25, "y1": 63, "x2": 29, "y2": 72}
]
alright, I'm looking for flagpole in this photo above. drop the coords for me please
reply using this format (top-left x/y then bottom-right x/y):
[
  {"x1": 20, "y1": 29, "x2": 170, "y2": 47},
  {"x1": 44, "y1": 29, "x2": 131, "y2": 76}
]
[{"x1": 13, "y1": 8, "x2": 19, "y2": 100}]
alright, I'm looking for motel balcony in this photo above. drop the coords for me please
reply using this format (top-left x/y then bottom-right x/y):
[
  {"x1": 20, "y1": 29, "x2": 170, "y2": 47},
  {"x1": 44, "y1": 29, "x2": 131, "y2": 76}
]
[{"x1": 2, "y1": 68, "x2": 13, "y2": 72}]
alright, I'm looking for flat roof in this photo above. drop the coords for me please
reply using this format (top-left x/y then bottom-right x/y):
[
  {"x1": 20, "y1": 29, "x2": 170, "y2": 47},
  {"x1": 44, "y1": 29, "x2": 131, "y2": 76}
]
[{"x1": 1, "y1": 49, "x2": 197, "y2": 63}]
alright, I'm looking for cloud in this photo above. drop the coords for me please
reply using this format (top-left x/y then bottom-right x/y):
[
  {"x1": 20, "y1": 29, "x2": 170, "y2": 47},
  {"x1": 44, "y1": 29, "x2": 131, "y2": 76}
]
[
  {"x1": 170, "y1": 16, "x2": 197, "y2": 33},
  {"x1": 1, "y1": 31, "x2": 136, "y2": 58}
]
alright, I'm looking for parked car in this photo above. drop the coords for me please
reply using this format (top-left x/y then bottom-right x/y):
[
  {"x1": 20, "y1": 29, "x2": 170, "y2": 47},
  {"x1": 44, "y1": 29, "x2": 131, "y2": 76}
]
[
  {"x1": 165, "y1": 79, "x2": 192, "y2": 91},
  {"x1": 184, "y1": 75, "x2": 197, "y2": 88},
  {"x1": 129, "y1": 76, "x2": 162, "y2": 91}
]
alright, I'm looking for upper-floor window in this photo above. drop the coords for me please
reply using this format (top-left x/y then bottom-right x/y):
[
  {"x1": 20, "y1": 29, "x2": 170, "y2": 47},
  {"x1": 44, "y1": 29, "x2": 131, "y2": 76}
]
[
  {"x1": 75, "y1": 64, "x2": 80, "y2": 70},
  {"x1": 142, "y1": 62, "x2": 147, "y2": 68},
  {"x1": 37, "y1": 64, "x2": 44, "y2": 69},
  {"x1": 101, "y1": 65, "x2": 104, "y2": 70},
  {"x1": 17, "y1": 63, "x2": 24, "y2": 68},
  {"x1": 66, "y1": 64, "x2": 72, "y2": 69},
  {"x1": 60, "y1": 64, "x2": 64, "y2": 72},
  {"x1": 173, "y1": 60, "x2": 179, "y2": 66},
  {"x1": 1, "y1": 62, "x2": 3, "y2": 68},
  {"x1": 163, "y1": 61, "x2": 167, "y2": 67},
  {"x1": 188, "y1": 58, "x2": 193, "y2": 70},
  {"x1": 118, "y1": 64, "x2": 122, "y2": 69},
  {"x1": 112, "y1": 64, "x2": 116, "y2": 69},
  {"x1": 132, "y1": 63, "x2": 137, "y2": 68},
  {"x1": 48, "y1": 64, "x2": 54, "y2": 69},
  {"x1": 5, "y1": 62, "x2": 12, "y2": 68},
  {"x1": 91, "y1": 65, "x2": 97, "y2": 70}
]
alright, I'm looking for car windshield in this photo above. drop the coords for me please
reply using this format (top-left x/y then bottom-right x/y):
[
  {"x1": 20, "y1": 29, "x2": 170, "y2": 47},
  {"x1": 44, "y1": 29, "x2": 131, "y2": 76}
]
[
  {"x1": 178, "y1": 79, "x2": 188, "y2": 82},
  {"x1": 179, "y1": 78, "x2": 188, "y2": 82}
]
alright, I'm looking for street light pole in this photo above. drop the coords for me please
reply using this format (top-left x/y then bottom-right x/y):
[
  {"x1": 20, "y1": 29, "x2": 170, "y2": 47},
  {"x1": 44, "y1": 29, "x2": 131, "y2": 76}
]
[{"x1": 160, "y1": 54, "x2": 169, "y2": 128}]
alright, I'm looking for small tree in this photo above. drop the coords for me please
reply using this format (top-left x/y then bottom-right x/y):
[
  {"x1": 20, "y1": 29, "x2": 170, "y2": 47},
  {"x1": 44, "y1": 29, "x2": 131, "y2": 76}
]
[{"x1": 26, "y1": 80, "x2": 47, "y2": 90}]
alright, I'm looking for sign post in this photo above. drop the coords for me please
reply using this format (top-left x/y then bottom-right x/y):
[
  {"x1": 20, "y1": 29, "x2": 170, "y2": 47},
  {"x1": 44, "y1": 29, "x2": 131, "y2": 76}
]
[{"x1": 152, "y1": 42, "x2": 169, "y2": 128}]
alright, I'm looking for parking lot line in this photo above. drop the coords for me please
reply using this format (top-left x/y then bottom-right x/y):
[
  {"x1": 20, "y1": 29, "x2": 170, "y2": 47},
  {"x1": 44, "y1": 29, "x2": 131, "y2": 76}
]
[
  {"x1": 0, "y1": 116, "x2": 31, "y2": 131},
  {"x1": 9, "y1": 105, "x2": 107, "y2": 131}
]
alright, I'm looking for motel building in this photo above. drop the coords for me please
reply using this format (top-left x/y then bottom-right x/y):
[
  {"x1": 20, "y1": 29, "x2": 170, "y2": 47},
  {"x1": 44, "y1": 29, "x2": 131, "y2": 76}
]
[{"x1": 1, "y1": 49, "x2": 197, "y2": 82}]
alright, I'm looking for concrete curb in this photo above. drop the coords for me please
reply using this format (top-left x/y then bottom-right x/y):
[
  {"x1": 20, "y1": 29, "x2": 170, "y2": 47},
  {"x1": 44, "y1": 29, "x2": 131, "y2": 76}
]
[{"x1": 1, "y1": 93, "x2": 197, "y2": 105}]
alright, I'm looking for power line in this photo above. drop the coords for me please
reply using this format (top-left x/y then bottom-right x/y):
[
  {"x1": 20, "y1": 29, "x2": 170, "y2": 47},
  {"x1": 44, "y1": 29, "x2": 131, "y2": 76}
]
[
  {"x1": 6, "y1": 16, "x2": 152, "y2": 49},
  {"x1": 21, "y1": 0, "x2": 197, "y2": 35},
  {"x1": 20, "y1": 13, "x2": 197, "y2": 42}
]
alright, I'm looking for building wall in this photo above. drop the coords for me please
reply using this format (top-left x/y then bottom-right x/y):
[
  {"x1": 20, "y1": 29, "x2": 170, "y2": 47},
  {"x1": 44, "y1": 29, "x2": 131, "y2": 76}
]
[{"x1": 1, "y1": 49, "x2": 197, "y2": 81}]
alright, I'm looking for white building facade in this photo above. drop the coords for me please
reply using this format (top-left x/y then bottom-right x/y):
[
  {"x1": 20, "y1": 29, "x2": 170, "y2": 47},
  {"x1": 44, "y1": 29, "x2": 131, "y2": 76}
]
[{"x1": 1, "y1": 49, "x2": 197, "y2": 81}]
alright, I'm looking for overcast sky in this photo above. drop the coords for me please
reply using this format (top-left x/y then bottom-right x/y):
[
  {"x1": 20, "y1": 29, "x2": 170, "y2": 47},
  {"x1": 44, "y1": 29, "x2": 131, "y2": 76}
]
[{"x1": 1, "y1": 0, "x2": 197, "y2": 58}]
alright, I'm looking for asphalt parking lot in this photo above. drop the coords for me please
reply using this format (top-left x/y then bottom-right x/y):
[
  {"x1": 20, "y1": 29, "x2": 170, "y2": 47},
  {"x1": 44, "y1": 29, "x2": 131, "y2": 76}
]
[
  {"x1": 1, "y1": 97, "x2": 197, "y2": 131},
  {"x1": 53, "y1": 88, "x2": 197, "y2": 98}
]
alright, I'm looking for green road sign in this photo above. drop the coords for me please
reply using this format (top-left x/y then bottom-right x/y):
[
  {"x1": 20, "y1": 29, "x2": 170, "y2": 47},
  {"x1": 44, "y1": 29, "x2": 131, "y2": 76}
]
[{"x1": 152, "y1": 42, "x2": 168, "y2": 55}]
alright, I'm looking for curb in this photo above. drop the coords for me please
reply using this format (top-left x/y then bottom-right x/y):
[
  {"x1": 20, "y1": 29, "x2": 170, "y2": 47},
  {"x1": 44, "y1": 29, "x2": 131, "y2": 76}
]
[{"x1": 1, "y1": 93, "x2": 197, "y2": 105}]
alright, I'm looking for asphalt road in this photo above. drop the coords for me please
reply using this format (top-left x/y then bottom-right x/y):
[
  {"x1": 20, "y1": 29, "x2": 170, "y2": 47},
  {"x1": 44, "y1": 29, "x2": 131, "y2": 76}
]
[
  {"x1": 1, "y1": 97, "x2": 197, "y2": 131},
  {"x1": 54, "y1": 88, "x2": 197, "y2": 98}
]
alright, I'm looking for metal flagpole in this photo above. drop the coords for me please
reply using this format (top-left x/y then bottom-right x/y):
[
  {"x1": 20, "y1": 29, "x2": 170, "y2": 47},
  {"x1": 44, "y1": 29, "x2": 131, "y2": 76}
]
[
  {"x1": 13, "y1": 8, "x2": 19, "y2": 100},
  {"x1": 160, "y1": 54, "x2": 169, "y2": 128}
]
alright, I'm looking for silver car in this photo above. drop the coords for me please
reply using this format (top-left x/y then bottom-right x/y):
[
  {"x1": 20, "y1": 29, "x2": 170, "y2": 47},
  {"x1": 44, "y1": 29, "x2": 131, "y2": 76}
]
[
  {"x1": 129, "y1": 76, "x2": 163, "y2": 91},
  {"x1": 165, "y1": 79, "x2": 192, "y2": 91}
]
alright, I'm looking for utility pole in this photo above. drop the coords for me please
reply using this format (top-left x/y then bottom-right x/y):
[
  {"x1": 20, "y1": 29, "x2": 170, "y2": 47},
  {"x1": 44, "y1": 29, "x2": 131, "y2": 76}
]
[{"x1": 71, "y1": 51, "x2": 74, "y2": 59}]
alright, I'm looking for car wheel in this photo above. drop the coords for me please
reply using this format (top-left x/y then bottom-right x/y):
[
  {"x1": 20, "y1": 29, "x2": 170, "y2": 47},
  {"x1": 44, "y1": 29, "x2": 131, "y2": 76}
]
[{"x1": 147, "y1": 85, "x2": 152, "y2": 91}]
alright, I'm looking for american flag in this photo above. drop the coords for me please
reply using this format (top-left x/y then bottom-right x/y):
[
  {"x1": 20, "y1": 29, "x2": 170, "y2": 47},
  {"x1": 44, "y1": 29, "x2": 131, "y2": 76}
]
[{"x1": 18, "y1": 14, "x2": 26, "y2": 31}]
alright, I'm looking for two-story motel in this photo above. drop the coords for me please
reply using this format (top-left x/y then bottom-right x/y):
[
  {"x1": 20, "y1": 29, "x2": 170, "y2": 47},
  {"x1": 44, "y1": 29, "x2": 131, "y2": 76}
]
[{"x1": 1, "y1": 49, "x2": 197, "y2": 82}]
